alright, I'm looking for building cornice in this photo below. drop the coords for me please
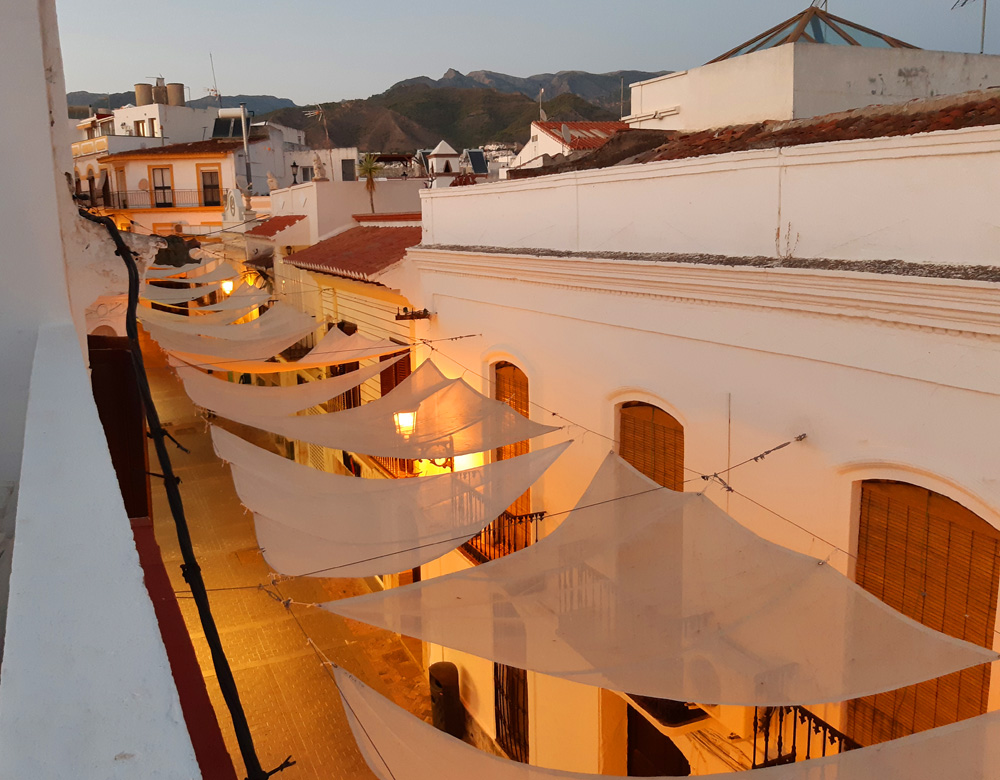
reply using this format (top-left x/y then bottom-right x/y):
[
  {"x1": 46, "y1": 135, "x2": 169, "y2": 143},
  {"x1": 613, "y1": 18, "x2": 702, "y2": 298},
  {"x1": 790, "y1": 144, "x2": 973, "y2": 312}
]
[{"x1": 408, "y1": 246, "x2": 1000, "y2": 340}]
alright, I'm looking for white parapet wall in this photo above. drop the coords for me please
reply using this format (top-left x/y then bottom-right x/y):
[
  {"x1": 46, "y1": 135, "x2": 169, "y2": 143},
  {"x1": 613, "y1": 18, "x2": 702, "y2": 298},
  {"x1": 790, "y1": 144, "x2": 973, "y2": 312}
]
[
  {"x1": 0, "y1": 323, "x2": 201, "y2": 778},
  {"x1": 421, "y1": 123, "x2": 1000, "y2": 267}
]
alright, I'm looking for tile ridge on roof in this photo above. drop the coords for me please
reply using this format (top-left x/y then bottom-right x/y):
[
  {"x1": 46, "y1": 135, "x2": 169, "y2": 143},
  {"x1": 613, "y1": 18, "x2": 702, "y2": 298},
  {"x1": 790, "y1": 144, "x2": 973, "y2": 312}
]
[{"x1": 636, "y1": 88, "x2": 1000, "y2": 164}]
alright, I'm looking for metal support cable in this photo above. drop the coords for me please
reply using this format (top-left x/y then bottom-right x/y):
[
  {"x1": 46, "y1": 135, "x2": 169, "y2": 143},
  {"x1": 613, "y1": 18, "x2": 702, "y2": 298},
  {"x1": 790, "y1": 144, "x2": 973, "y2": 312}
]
[{"x1": 78, "y1": 208, "x2": 292, "y2": 780}]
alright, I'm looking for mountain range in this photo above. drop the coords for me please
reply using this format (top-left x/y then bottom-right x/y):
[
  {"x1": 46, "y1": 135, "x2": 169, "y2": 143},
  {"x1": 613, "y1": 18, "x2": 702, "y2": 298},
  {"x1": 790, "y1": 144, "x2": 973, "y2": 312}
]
[
  {"x1": 66, "y1": 67, "x2": 668, "y2": 151},
  {"x1": 390, "y1": 68, "x2": 669, "y2": 113}
]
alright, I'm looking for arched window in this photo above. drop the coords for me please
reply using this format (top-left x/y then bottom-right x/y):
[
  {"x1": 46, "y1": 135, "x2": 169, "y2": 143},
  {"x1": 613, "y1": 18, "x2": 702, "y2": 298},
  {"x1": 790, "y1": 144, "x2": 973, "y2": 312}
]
[
  {"x1": 618, "y1": 402, "x2": 684, "y2": 491},
  {"x1": 848, "y1": 481, "x2": 1000, "y2": 745}
]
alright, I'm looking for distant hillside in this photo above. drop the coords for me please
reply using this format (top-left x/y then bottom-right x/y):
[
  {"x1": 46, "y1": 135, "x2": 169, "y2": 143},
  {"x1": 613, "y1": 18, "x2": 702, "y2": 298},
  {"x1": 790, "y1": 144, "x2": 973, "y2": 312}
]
[
  {"x1": 263, "y1": 85, "x2": 617, "y2": 152},
  {"x1": 391, "y1": 69, "x2": 669, "y2": 114},
  {"x1": 65, "y1": 90, "x2": 297, "y2": 115}
]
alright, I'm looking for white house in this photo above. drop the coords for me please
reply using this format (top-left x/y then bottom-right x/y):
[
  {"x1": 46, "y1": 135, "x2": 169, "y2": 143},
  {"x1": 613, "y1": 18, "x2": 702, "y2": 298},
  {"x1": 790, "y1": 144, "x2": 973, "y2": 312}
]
[
  {"x1": 626, "y1": 6, "x2": 1000, "y2": 132},
  {"x1": 506, "y1": 120, "x2": 629, "y2": 175}
]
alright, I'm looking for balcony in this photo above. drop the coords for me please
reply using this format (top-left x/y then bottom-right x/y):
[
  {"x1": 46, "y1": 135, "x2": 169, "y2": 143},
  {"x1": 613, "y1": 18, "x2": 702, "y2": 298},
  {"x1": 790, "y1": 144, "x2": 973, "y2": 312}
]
[
  {"x1": 462, "y1": 510, "x2": 546, "y2": 564},
  {"x1": 91, "y1": 189, "x2": 228, "y2": 210},
  {"x1": 752, "y1": 705, "x2": 860, "y2": 768}
]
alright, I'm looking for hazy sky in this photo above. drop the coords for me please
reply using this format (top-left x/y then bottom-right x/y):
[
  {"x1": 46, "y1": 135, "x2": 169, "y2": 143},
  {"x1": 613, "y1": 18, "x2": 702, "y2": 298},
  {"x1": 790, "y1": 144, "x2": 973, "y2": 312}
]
[{"x1": 57, "y1": 0, "x2": 998, "y2": 105}]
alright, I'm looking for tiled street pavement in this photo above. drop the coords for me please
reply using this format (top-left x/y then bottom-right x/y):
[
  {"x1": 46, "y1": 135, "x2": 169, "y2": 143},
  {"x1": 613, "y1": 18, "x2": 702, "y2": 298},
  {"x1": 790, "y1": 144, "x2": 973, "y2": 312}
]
[{"x1": 142, "y1": 333, "x2": 431, "y2": 780}]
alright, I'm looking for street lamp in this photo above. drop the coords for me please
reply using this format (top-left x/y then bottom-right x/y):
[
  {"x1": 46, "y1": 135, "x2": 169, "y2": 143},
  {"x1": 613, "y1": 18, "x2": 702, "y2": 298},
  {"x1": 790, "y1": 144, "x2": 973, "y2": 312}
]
[
  {"x1": 393, "y1": 410, "x2": 416, "y2": 438},
  {"x1": 290, "y1": 161, "x2": 299, "y2": 185}
]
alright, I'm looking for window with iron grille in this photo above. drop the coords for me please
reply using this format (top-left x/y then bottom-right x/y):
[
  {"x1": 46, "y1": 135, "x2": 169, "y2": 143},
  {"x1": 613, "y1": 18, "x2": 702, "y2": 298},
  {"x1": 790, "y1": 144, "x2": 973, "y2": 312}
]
[
  {"x1": 847, "y1": 481, "x2": 1000, "y2": 746},
  {"x1": 494, "y1": 663, "x2": 529, "y2": 763},
  {"x1": 618, "y1": 402, "x2": 684, "y2": 491}
]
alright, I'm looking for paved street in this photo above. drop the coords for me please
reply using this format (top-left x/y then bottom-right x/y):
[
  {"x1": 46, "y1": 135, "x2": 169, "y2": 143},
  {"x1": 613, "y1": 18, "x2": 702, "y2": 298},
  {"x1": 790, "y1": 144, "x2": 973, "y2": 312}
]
[{"x1": 143, "y1": 334, "x2": 431, "y2": 780}]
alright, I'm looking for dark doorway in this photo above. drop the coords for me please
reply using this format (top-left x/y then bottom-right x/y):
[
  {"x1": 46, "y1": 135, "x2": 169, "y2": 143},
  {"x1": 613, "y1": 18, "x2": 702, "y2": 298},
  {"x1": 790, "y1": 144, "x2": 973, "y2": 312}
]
[{"x1": 627, "y1": 705, "x2": 691, "y2": 777}]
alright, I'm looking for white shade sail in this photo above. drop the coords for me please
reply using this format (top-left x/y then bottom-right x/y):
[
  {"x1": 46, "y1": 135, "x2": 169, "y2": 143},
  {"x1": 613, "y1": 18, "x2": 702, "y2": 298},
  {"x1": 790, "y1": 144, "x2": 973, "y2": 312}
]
[
  {"x1": 208, "y1": 360, "x2": 562, "y2": 460},
  {"x1": 324, "y1": 453, "x2": 998, "y2": 706},
  {"x1": 142, "y1": 281, "x2": 222, "y2": 305},
  {"x1": 184, "y1": 327, "x2": 412, "y2": 373},
  {"x1": 187, "y1": 283, "x2": 271, "y2": 312},
  {"x1": 162, "y1": 262, "x2": 240, "y2": 286},
  {"x1": 334, "y1": 665, "x2": 1000, "y2": 780},
  {"x1": 177, "y1": 357, "x2": 402, "y2": 416},
  {"x1": 145, "y1": 314, "x2": 319, "y2": 363},
  {"x1": 146, "y1": 303, "x2": 314, "y2": 342},
  {"x1": 211, "y1": 426, "x2": 571, "y2": 577},
  {"x1": 137, "y1": 305, "x2": 249, "y2": 332}
]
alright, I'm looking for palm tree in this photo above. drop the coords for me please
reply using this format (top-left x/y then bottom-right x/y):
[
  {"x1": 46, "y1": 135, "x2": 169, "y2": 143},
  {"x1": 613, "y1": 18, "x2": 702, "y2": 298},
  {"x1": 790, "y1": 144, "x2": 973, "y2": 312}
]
[{"x1": 357, "y1": 153, "x2": 384, "y2": 214}]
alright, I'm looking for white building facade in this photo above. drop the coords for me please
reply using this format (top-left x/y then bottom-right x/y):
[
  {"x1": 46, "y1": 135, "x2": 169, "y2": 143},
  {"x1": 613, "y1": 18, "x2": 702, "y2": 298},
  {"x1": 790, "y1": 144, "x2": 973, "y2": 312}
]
[{"x1": 398, "y1": 100, "x2": 1000, "y2": 774}]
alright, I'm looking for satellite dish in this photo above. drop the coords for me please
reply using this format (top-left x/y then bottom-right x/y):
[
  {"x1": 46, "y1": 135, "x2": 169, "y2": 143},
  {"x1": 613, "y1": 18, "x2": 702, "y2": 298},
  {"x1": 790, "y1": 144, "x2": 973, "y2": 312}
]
[
  {"x1": 539, "y1": 108, "x2": 548, "y2": 121},
  {"x1": 561, "y1": 124, "x2": 572, "y2": 146}
]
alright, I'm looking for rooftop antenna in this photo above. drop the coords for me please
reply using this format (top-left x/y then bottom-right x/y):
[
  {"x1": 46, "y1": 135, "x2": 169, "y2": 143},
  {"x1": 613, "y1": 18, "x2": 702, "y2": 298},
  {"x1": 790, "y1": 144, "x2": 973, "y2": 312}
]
[
  {"x1": 620, "y1": 76, "x2": 624, "y2": 119},
  {"x1": 209, "y1": 52, "x2": 222, "y2": 107},
  {"x1": 953, "y1": 0, "x2": 989, "y2": 54}
]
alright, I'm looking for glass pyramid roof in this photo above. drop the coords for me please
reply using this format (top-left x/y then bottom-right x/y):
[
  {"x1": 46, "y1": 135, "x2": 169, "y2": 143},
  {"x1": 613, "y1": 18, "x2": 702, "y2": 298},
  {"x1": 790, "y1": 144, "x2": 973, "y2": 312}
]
[{"x1": 708, "y1": 6, "x2": 919, "y2": 64}]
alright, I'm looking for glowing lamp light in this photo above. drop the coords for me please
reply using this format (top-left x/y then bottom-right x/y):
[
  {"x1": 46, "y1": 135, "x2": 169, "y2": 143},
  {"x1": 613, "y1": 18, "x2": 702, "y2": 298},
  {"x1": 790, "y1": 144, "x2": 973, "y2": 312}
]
[
  {"x1": 393, "y1": 410, "x2": 416, "y2": 438},
  {"x1": 220, "y1": 279, "x2": 235, "y2": 295}
]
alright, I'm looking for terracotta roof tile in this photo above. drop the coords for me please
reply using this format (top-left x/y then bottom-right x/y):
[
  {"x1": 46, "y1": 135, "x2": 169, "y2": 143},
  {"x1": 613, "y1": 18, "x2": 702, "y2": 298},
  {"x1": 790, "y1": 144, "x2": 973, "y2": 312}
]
[
  {"x1": 535, "y1": 121, "x2": 630, "y2": 150},
  {"x1": 637, "y1": 91, "x2": 1000, "y2": 165},
  {"x1": 246, "y1": 215, "x2": 306, "y2": 238},
  {"x1": 285, "y1": 226, "x2": 422, "y2": 282}
]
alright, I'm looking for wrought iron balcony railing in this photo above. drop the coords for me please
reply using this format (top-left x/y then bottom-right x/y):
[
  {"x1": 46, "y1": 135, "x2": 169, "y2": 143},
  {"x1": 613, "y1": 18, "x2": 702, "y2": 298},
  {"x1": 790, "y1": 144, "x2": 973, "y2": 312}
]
[
  {"x1": 462, "y1": 510, "x2": 546, "y2": 564},
  {"x1": 752, "y1": 706, "x2": 860, "y2": 768},
  {"x1": 87, "y1": 188, "x2": 228, "y2": 210}
]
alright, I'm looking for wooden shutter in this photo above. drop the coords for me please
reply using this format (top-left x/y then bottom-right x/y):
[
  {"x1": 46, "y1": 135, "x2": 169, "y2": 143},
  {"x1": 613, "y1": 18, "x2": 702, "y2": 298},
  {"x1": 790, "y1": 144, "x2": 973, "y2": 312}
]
[
  {"x1": 495, "y1": 362, "x2": 530, "y2": 515},
  {"x1": 847, "y1": 481, "x2": 1000, "y2": 745},
  {"x1": 380, "y1": 349, "x2": 412, "y2": 398},
  {"x1": 619, "y1": 402, "x2": 684, "y2": 491}
]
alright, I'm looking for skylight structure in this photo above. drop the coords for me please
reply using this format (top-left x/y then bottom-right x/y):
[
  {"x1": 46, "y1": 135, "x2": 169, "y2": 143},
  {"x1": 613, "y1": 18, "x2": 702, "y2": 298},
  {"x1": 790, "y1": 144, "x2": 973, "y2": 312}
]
[{"x1": 708, "y1": 6, "x2": 919, "y2": 64}]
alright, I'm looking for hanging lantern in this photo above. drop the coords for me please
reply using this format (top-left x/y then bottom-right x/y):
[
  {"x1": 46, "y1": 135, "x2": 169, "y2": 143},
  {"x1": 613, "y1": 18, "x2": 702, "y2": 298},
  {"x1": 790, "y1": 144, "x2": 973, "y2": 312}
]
[{"x1": 393, "y1": 410, "x2": 417, "y2": 438}]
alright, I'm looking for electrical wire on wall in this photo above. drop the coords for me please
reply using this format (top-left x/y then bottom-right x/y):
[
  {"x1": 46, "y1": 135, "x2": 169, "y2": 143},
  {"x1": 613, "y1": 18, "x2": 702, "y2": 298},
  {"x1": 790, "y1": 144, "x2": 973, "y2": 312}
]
[{"x1": 78, "y1": 208, "x2": 294, "y2": 780}]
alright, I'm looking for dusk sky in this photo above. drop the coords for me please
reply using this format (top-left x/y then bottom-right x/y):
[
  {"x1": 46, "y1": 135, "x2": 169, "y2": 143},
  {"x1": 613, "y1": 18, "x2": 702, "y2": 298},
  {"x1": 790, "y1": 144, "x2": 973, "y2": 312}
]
[{"x1": 57, "y1": 0, "x2": 998, "y2": 105}]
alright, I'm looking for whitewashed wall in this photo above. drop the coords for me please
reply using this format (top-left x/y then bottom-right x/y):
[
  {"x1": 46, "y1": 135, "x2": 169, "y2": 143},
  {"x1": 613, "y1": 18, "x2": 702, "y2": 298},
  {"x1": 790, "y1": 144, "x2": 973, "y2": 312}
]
[
  {"x1": 271, "y1": 179, "x2": 423, "y2": 245},
  {"x1": 422, "y1": 124, "x2": 1000, "y2": 267}
]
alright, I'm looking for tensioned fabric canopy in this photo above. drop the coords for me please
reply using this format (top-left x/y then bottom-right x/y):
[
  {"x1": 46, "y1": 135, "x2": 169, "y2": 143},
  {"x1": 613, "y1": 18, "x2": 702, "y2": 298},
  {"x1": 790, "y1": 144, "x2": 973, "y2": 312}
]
[
  {"x1": 142, "y1": 281, "x2": 222, "y2": 305},
  {"x1": 179, "y1": 327, "x2": 411, "y2": 373},
  {"x1": 145, "y1": 314, "x2": 319, "y2": 363},
  {"x1": 209, "y1": 359, "x2": 562, "y2": 460},
  {"x1": 334, "y1": 666, "x2": 1000, "y2": 780},
  {"x1": 212, "y1": 426, "x2": 571, "y2": 577},
  {"x1": 177, "y1": 357, "x2": 403, "y2": 416},
  {"x1": 159, "y1": 262, "x2": 240, "y2": 286},
  {"x1": 324, "y1": 453, "x2": 997, "y2": 705},
  {"x1": 145, "y1": 303, "x2": 314, "y2": 342},
  {"x1": 137, "y1": 305, "x2": 250, "y2": 332},
  {"x1": 183, "y1": 282, "x2": 271, "y2": 313}
]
